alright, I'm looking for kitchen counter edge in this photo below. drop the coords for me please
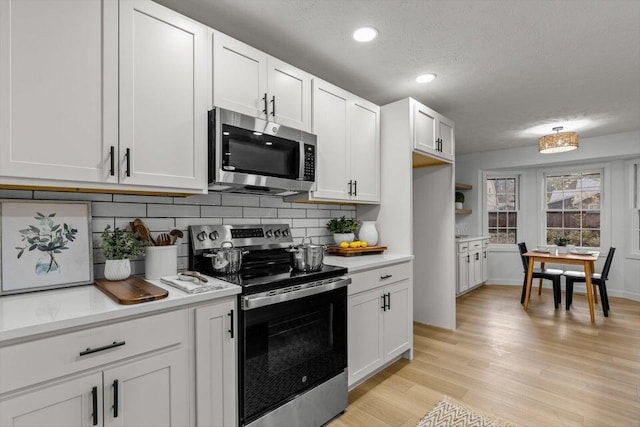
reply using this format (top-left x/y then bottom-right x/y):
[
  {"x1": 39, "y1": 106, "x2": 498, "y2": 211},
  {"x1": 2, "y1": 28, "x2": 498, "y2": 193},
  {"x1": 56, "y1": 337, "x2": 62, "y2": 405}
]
[
  {"x1": 324, "y1": 253, "x2": 414, "y2": 273},
  {"x1": 455, "y1": 235, "x2": 490, "y2": 243},
  {"x1": 0, "y1": 278, "x2": 241, "y2": 344}
]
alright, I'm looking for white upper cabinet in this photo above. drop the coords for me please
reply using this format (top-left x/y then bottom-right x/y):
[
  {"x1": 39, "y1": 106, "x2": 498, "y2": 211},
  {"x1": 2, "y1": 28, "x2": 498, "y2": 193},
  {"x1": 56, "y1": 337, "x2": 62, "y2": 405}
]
[
  {"x1": 288, "y1": 78, "x2": 380, "y2": 204},
  {"x1": 412, "y1": 99, "x2": 455, "y2": 162},
  {"x1": 0, "y1": 0, "x2": 118, "y2": 183},
  {"x1": 213, "y1": 32, "x2": 311, "y2": 132},
  {"x1": 0, "y1": 0, "x2": 208, "y2": 193},
  {"x1": 119, "y1": 0, "x2": 208, "y2": 191}
]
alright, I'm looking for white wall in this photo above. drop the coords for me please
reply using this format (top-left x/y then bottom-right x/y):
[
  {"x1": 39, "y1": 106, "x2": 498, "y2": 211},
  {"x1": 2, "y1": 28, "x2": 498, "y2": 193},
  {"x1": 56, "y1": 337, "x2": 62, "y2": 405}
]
[{"x1": 456, "y1": 130, "x2": 640, "y2": 301}]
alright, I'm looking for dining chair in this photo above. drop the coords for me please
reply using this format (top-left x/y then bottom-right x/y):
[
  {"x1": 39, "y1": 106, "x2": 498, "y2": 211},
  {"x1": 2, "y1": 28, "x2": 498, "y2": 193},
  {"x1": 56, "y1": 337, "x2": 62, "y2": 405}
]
[
  {"x1": 518, "y1": 242, "x2": 564, "y2": 308},
  {"x1": 564, "y1": 247, "x2": 615, "y2": 317}
]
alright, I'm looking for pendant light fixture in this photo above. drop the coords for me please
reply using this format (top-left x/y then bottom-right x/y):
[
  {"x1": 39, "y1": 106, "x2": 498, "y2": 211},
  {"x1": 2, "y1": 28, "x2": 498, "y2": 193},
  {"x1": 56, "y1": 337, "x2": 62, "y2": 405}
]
[{"x1": 538, "y1": 126, "x2": 579, "y2": 154}]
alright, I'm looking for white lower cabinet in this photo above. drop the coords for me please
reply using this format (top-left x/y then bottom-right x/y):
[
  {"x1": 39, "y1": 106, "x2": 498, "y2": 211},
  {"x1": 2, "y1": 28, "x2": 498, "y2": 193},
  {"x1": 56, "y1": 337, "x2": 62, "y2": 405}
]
[
  {"x1": 194, "y1": 297, "x2": 237, "y2": 427},
  {"x1": 0, "y1": 310, "x2": 190, "y2": 427},
  {"x1": 456, "y1": 238, "x2": 489, "y2": 295},
  {"x1": 347, "y1": 261, "x2": 412, "y2": 387}
]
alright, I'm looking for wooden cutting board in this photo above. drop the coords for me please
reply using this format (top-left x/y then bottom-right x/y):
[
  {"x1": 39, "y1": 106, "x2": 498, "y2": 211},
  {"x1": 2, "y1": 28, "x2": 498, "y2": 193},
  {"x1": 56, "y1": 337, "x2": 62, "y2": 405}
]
[
  {"x1": 326, "y1": 245, "x2": 387, "y2": 257},
  {"x1": 95, "y1": 277, "x2": 168, "y2": 305}
]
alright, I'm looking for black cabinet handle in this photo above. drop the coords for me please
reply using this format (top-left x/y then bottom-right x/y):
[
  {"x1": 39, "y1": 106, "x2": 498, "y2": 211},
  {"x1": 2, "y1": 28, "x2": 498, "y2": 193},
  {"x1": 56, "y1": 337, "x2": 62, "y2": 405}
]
[
  {"x1": 380, "y1": 294, "x2": 386, "y2": 311},
  {"x1": 475, "y1": 252, "x2": 480, "y2": 261},
  {"x1": 270, "y1": 95, "x2": 275, "y2": 117},
  {"x1": 466, "y1": 255, "x2": 470, "y2": 263},
  {"x1": 124, "y1": 148, "x2": 131, "y2": 177},
  {"x1": 109, "y1": 146, "x2": 115, "y2": 176},
  {"x1": 348, "y1": 180, "x2": 353, "y2": 196},
  {"x1": 228, "y1": 309, "x2": 234, "y2": 338},
  {"x1": 79, "y1": 340, "x2": 126, "y2": 356},
  {"x1": 113, "y1": 380, "x2": 119, "y2": 418},
  {"x1": 353, "y1": 180, "x2": 357, "y2": 196},
  {"x1": 484, "y1": 251, "x2": 487, "y2": 259},
  {"x1": 380, "y1": 274, "x2": 392, "y2": 280},
  {"x1": 91, "y1": 386, "x2": 98, "y2": 426},
  {"x1": 263, "y1": 93, "x2": 268, "y2": 116},
  {"x1": 386, "y1": 292, "x2": 391, "y2": 310}
]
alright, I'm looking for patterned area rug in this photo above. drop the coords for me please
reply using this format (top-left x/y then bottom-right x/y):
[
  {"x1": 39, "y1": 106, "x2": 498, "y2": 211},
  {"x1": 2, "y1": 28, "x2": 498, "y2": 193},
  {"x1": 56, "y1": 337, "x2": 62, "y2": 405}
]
[{"x1": 417, "y1": 397, "x2": 517, "y2": 427}]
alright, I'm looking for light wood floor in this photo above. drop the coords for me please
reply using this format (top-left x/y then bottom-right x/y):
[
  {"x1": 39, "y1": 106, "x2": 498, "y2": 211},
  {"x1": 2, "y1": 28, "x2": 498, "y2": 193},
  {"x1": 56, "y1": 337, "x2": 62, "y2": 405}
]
[{"x1": 330, "y1": 285, "x2": 640, "y2": 427}]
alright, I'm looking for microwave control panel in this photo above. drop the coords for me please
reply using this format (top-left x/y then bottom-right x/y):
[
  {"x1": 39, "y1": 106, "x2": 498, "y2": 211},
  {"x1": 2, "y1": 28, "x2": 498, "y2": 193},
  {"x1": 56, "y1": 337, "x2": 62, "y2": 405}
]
[{"x1": 303, "y1": 144, "x2": 315, "y2": 181}]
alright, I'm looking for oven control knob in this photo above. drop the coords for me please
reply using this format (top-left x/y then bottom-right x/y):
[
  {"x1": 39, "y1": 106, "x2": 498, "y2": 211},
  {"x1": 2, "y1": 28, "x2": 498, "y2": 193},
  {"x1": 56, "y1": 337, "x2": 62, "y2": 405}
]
[
  {"x1": 274, "y1": 229, "x2": 281, "y2": 238},
  {"x1": 197, "y1": 231, "x2": 207, "y2": 241},
  {"x1": 282, "y1": 229, "x2": 290, "y2": 237},
  {"x1": 209, "y1": 231, "x2": 219, "y2": 241},
  {"x1": 265, "y1": 229, "x2": 273, "y2": 238}
]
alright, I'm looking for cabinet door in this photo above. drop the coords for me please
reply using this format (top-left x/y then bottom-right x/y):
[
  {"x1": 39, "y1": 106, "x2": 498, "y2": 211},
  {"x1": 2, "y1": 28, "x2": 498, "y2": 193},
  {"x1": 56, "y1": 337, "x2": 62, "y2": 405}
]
[
  {"x1": 413, "y1": 102, "x2": 437, "y2": 155},
  {"x1": 348, "y1": 288, "x2": 384, "y2": 386},
  {"x1": 349, "y1": 98, "x2": 380, "y2": 203},
  {"x1": 311, "y1": 79, "x2": 350, "y2": 200},
  {"x1": 482, "y1": 248, "x2": 488, "y2": 283},
  {"x1": 213, "y1": 32, "x2": 268, "y2": 118},
  {"x1": 0, "y1": 372, "x2": 102, "y2": 427},
  {"x1": 0, "y1": 0, "x2": 118, "y2": 183},
  {"x1": 457, "y1": 252, "x2": 469, "y2": 293},
  {"x1": 195, "y1": 299, "x2": 237, "y2": 427},
  {"x1": 119, "y1": 0, "x2": 207, "y2": 191},
  {"x1": 103, "y1": 347, "x2": 189, "y2": 427},
  {"x1": 437, "y1": 114, "x2": 455, "y2": 161},
  {"x1": 470, "y1": 249, "x2": 482, "y2": 287},
  {"x1": 383, "y1": 280, "x2": 411, "y2": 361},
  {"x1": 267, "y1": 57, "x2": 311, "y2": 132}
]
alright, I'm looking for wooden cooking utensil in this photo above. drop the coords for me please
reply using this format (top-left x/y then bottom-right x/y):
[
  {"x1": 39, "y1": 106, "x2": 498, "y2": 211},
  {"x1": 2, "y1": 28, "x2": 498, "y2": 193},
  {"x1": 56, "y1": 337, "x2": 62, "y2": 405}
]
[
  {"x1": 169, "y1": 229, "x2": 184, "y2": 245},
  {"x1": 156, "y1": 233, "x2": 171, "y2": 246},
  {"x1": 131, "y1": 218, "x2": 155, "y2": 245}
]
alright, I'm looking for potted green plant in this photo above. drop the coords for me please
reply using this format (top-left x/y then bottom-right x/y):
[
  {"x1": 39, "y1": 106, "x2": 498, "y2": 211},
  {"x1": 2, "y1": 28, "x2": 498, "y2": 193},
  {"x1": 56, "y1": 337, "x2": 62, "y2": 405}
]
[
  {"x1": 101, "y1": 225, "x2": 145, "y2": 280},
  {"x1": 552, "y1": 236, "x2": 570, "y2": 254},
  {"x1": 326, "y1": 216, "x2": 360, "y2": 244},
  {"x1": 455, "y1": 191, "x2": 465, "y2": 210}
]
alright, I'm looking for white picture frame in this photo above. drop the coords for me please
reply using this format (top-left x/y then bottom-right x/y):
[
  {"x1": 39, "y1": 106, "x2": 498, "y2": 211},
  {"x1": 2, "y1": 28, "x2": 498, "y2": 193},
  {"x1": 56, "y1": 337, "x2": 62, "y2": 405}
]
[{"x1": 0, "y1": 200, "x2": 93, "y2": 295}]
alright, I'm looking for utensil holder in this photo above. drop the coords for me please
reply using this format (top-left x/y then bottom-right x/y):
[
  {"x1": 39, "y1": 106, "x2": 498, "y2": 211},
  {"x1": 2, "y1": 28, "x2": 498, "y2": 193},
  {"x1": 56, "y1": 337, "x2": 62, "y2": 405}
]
[{"x1": 145, "y1": 245, "x2": 177, "y2": 280}]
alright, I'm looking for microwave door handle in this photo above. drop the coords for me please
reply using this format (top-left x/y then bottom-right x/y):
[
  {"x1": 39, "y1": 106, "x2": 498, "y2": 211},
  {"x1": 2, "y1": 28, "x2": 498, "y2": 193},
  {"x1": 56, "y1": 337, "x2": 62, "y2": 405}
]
[{"x1": 298, "y1": 141, "x2": 305, "y2": 180}]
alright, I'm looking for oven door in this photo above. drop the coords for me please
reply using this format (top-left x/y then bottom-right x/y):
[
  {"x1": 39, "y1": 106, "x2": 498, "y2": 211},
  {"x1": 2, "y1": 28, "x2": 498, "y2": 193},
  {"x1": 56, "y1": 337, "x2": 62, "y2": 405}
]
[{"x1": 239, "y1": 285, "x2": 347, "y2": 425}]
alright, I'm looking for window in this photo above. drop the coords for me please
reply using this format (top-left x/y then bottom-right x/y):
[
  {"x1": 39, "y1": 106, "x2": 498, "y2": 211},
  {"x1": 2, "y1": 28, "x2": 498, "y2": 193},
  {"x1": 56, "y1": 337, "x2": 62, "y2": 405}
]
[
  {"x1": 633, "y1": 162, "x2": 640, "y2": 253},
  {"x1": 545, "y1": 171, "x2": 601, "y2": 247},
  {"x1": 487, "y1": 176, "x2": 518, "y2": 244}
]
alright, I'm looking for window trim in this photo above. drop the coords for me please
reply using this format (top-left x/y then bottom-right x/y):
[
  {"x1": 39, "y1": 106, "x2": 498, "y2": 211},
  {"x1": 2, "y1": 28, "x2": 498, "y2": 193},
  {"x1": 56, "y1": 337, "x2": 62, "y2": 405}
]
[
  {"x1": 482, "y1": 172, "x2": 521, "y2": 249},
  {"x1": 537, "y1": 164, "x2": 609, "y2": 251},
  {"x1": 627, "y1": 158, "x2": 640, "y2": 257}
]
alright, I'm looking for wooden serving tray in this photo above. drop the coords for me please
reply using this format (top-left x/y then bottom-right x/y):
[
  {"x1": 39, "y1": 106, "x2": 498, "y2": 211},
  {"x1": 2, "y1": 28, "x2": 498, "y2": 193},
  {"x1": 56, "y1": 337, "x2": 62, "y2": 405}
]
[
  {"x1": 95, "y1": 277, "x2": 168, "y2": 305},
  {"x1": 326, "y1": 245, "x2": 387, "y2": 257}
]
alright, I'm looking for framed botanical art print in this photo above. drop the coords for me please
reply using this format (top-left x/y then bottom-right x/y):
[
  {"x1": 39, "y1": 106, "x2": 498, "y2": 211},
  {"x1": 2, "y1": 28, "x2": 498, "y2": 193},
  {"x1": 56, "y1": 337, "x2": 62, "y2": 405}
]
[{"x1": 0, "y1": 200, "x2": 93, "y2": 295}]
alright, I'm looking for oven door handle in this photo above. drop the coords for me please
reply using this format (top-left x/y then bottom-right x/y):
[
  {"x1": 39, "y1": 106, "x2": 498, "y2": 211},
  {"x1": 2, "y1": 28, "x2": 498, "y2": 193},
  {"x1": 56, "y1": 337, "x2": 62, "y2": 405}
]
[{"x1": 241, "y1": 277, "x2": 351, "y2": 310}]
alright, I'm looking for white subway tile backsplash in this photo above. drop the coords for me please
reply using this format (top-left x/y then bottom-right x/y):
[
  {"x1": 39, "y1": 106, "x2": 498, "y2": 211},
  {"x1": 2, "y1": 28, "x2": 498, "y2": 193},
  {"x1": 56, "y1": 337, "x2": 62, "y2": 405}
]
[
  {"x1": 0, "y1": 189, "x2": 33, "y2": 199},
  {"x1": 330, "y1": 210, "x2": 355, "y2": 218},
  {"x1": 243, "y1": 207, "x2": 277, "y2": 218},
  {"x1": 201, "y1": 206, "x2": 243, "y2": 217},
  {"x1": 306, "y1": 209, "x2": 328, "y2": 219},
  {"x1": 174, "y1": 193, "x2": 221, "y2": 205},
  {"x1": 261, "y1": 218, "x2": 292, "y2": 226},
  {"x1": 305, "y1": 227, "x2": 331, "y2": 237},
  {"x1": 175, "y1": 217, "x2": 222, "y2": 228},
  {"x1": 292, "y1": 218, "x2": 318, "y2": 228},
  {"x1": 115, "y1": 217, "x2": 175, "y2": 232},
  {"x1": 290, "y1": 228, "x2": 308, "y2": 238},
  {"x1": 113, "y1": 194, "x2": 173, "y2": 204},
  {"x1": 278, "y1": 208, "x2": 306, "y2": 218},
  {"x1": 260, "y1": 196, "x2": 291, "y2": 208},
  {"x1": 92, "y1": 218, "x2": 115, "y2": 233},
  {"x1": 147, "y1": 204, "x2": 199, "y2": 218},
  {"x1": 221, "y1": 194, "x2": 260, "y2": 207},
  {"x1": 222, "y1": 217, "x2": 258, "y2": 225},
  {"x1": 34, "y1": 191, "x2": 112, "y2": 202},
  {"x1": 92, "y1": 202, "x2": 146, "y2": 218}
]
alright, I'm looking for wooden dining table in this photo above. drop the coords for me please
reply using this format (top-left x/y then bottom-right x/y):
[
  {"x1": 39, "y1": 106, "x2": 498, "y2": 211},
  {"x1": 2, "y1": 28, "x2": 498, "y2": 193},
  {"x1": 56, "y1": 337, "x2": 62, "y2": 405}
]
[{"x1": 523, "y1": 250, "x2": 600, "y2": 322}]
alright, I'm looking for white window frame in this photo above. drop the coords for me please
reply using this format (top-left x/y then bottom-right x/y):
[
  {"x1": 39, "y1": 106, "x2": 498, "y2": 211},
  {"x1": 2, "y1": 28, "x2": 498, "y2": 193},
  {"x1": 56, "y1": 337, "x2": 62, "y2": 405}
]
[
  {"x1": 483, "y1": 172, "x2": 521, "y2": 249},
  {"x1": 537, "y1": 164, "x2": 609, "y2": 251}
]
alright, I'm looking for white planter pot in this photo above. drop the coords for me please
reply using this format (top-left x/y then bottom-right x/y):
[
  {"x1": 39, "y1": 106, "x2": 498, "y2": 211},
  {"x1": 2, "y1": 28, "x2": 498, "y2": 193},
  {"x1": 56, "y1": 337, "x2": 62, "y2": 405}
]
[
  {"x1": 455, "y1": 202, "x2": 463, "y2": 210},
  {"x1": 333, "y1": 233, "x2": 355, "y2": 245},
  {"x1": 557, "y1": 246, "x2": 568, "y2": 254},
  {"x1": 358, "y1": 221, "x2": 379, "y2": 245},
  {"x1": 104, "y1": 259, "x2": 131, "y2": 281}
]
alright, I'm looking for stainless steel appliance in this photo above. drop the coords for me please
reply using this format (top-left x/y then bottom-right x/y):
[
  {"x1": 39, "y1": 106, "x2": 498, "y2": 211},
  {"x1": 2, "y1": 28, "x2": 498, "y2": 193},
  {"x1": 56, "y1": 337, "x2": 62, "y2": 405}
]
[
  {"x1": 208, "y1": 108, "x2": 317, "y2": 196},
  {"x1": 189, "y1": 224, "x2": 349, "y2": 427}
]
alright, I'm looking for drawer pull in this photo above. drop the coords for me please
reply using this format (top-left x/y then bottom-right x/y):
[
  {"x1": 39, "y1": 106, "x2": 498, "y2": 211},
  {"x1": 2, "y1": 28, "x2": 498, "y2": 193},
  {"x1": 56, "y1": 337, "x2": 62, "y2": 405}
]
[
  {"x1": 228, "y1": 309, "x2": 234, "y2": 339},
  {"x1": 79, "y1": 340, "x2": 125, "y2": 357},
  {"x1": 91, "y1": 386, "x2": 98, "y2": 426},
  {"x1": 113, "y1": 379, "x2": 119, "y2": 418},
  {"x1": 380, "y1": 294, "x2": 386, "y2": 311},
  {"x1": 385, "y1": 292, "x2": 391, "y2": 310},
  {"x1": 380, "y1": 274, "x2": 392, "y2": 280}
]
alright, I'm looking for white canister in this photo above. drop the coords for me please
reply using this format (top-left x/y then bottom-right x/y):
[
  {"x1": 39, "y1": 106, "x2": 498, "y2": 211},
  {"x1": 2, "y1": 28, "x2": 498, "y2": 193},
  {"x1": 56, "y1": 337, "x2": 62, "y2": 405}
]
[
  {"x1": 145, "y1": 245, "x2": 178, "y2": 280},
  {"x1": 358, "y1": 221, "x2": 379, "y2": 246}
]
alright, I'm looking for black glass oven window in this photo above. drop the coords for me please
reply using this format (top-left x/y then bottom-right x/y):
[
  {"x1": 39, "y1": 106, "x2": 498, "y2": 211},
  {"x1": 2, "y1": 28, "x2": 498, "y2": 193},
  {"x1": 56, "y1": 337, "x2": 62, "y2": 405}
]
[
  {"x1": 222, "y1": 124, "x2": 299, "y2": 179},
  {"x1": 242, "y1": 288, "x2": 347, "y2": 423}
]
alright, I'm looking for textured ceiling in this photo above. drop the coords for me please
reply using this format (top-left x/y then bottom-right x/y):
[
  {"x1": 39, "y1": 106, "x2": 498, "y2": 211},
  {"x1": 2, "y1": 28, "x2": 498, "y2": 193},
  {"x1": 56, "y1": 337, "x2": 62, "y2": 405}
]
[{"x1": 155, "y1": 0, "x2": 640, "y2": 155}]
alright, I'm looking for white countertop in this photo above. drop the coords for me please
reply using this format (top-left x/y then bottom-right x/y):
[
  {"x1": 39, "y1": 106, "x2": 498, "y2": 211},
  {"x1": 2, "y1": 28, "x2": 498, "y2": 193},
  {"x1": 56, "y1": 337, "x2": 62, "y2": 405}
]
[
  {"x1": 0, "y1": 276, "x2": 241, "y2": 344},
  {"x1": 455, "y1": 235, "x2": 490, "y2": 242},
  {"x1": 324, "y1": 253, "x2": 413, "y2": 273}
]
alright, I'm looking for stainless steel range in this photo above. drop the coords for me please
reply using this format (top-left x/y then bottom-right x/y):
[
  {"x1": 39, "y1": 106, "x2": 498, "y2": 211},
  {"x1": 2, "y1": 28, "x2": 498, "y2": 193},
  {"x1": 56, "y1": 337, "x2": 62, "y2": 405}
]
[{"x1": 189, "y1": 224, "x2": 349, "y2": 427}]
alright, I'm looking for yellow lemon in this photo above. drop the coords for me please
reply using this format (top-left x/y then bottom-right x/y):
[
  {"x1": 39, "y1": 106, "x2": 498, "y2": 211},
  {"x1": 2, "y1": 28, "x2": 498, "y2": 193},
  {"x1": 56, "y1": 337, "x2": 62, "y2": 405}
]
[
  {"x1": 360, "y1": 241, "x2": 368, "y2": 248},
  {"x1": 349, "y1": 241, "x2": 360, "y2": 248},
  {"x1": 339, "y1": 241, "x2": 349, "y2": 248}
]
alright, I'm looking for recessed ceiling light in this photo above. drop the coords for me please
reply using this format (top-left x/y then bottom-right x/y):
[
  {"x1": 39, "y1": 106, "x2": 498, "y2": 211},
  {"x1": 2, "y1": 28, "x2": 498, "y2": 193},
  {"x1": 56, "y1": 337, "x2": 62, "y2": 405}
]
[
  {"x1": 353, "y1": 27, "x2": 378, "y2": 42},
  {"x1": 416, "y1": 73, "x2": 437, "y2": 83}
]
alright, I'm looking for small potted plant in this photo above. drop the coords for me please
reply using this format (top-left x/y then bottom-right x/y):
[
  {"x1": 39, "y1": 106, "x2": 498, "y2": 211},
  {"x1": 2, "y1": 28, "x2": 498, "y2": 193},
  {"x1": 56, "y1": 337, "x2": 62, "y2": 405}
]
[
  {"x1": 455, "y1": 191, "x2": 465, "y2": 210},
  {"x1": 101, "y1": 225, "x2": 145, "y2": 280},
  {"x1": 552, "y1": 236, "x2": 570, "y2": 254},
  {"x1": 326, "y1": 216, "x2": 360, "y2": 245}
]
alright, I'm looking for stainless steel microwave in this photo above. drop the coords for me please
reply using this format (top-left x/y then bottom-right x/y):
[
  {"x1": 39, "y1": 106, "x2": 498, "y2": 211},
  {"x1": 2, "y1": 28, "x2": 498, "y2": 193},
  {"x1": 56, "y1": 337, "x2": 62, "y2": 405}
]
[{"x1": 208, "y1": 108, "x2": 317, "y2": 196}]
